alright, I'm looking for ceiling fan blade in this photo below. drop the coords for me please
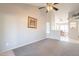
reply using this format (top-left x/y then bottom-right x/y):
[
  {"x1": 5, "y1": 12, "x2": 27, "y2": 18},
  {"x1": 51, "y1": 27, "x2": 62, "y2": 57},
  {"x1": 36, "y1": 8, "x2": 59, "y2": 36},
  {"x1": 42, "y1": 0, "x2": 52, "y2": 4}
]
[
  {"x1": 39, "y1": 7, "x2": 45, "y2": 9},
  {"x1": 54, "y1": 3, "x2": 59, "y2": 5},
  {"x1": 46, "y1": 10, "x2": 48, "y2": 13},
  {"x1": 53, "y1": 6, "x2": 58, "y2": 11}
]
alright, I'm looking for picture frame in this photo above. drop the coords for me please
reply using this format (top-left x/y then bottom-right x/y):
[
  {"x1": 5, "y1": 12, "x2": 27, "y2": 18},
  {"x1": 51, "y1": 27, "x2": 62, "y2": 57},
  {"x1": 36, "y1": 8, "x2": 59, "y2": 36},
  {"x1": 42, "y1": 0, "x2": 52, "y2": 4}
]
[{"x1": 28, "y1": 16, "x2": 37, "y2": 28}]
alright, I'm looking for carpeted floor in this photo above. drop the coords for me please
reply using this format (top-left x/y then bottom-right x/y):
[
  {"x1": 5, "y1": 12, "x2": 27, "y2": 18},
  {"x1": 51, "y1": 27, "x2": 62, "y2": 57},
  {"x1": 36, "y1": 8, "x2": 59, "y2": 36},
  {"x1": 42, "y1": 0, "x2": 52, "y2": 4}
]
[{"x1": 13, "y1": 39, "x2": 79, "y2": 56}]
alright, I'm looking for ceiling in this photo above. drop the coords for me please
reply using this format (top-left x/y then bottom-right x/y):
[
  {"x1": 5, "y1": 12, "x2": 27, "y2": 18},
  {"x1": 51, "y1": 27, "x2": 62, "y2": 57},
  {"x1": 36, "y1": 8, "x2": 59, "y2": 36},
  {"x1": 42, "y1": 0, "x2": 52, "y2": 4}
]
[
  {"x1": 28, "y1": 3, "x2": 79, "y2": 23},
  {"x1": 29, "y1": 3, "x2": 79, "y2": 13}
]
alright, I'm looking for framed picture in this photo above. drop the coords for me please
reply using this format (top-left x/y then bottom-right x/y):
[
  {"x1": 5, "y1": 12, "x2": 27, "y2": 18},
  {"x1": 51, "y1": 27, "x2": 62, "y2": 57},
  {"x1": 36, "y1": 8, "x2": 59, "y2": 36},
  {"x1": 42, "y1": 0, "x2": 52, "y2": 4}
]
[{"x1": 28, "y1": 16, "x2": 37, "y2": 28}]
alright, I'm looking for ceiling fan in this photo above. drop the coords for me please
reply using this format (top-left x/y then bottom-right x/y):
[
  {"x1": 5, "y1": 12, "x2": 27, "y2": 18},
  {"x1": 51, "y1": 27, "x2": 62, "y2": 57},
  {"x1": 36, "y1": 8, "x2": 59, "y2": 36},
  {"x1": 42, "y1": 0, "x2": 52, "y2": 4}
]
[{"x1": 39, "y1": 3, "x2": 59, "y2": 13}]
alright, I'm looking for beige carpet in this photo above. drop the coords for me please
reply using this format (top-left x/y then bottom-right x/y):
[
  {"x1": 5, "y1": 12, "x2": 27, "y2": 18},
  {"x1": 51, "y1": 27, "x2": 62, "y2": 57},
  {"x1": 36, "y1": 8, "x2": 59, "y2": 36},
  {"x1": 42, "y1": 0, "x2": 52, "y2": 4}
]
[{"x1": 13, "y1": 39, "x2": 79, "y2": 56}]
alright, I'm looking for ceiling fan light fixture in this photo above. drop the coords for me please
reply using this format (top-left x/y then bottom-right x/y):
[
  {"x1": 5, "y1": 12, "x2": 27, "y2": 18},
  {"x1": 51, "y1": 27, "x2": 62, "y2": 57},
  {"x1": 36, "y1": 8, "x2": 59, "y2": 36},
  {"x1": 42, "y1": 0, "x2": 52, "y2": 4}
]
[
  {"x1": 46, "y1": 5, "x2": 53, "y2": 11},
  {"x1": 39, "y1": 3, "x2": 59, "y2": 13}
]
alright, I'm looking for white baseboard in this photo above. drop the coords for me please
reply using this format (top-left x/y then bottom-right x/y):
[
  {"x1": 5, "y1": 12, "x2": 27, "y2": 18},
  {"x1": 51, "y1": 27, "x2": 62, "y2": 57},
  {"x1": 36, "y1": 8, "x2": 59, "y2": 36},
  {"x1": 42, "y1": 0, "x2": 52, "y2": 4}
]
[{"x1": 0, "y1": 38, "x2": 46, "y2": 54}]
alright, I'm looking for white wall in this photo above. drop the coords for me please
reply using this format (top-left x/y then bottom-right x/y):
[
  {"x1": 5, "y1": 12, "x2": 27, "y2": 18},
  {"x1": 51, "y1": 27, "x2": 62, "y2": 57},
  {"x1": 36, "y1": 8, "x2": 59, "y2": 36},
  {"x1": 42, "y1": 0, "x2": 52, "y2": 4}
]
[{"x1": 0, "y1": 4, "x2": 47, "y2": 53}]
